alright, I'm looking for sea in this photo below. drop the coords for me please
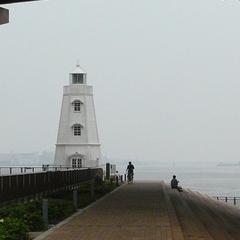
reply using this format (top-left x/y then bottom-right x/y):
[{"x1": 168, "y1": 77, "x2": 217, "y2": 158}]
[
  {"x1": 116, "y1": 161, "x2": 240, "y2": 197},
  {"x1": 1, "y1": 160, "x2": 240, "y2": 198}
]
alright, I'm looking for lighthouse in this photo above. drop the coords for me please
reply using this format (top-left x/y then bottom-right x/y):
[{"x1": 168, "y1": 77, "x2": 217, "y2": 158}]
[{"x1": 54, "y1": 65, "x2": 101, "y2": 168}]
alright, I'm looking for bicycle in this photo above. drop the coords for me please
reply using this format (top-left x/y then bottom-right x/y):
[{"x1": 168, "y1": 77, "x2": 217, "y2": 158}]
[{"x1": 127, "y1": 171, "x2": 134, "y2": 184}]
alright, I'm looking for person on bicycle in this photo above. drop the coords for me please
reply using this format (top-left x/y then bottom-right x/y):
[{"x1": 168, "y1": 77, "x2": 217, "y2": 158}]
[{"x1": 126, "y1": 162, "x2": 135, "y2": 182}]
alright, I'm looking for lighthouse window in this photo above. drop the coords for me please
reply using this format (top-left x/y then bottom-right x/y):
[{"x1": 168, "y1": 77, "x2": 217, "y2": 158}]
[
  {"x1": 72, "y1": 74, "x2": 84, "y2": 84},
  {"x1": 73, "y1": 100, "x2": 81, "y2": 112},
  {"x1": 73, "y1": 124, "x2": 82, "y2": 136},
  {"x1": 72, "y1": 158, "x2": 82, "y2": 168}
]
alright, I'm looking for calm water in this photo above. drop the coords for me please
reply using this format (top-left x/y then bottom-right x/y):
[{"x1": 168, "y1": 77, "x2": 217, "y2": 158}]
[
  {"x1": 117, "y1": 161, "x2": 240, "y2": 196},
  {"x1": 2, "y1": 161, "x2": 240, "y2": 197}
]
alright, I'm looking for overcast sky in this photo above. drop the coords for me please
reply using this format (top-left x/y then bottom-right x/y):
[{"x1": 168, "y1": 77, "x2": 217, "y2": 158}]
[{"x1": 0, "y1": 0, "x2": 240, "y2": 163}]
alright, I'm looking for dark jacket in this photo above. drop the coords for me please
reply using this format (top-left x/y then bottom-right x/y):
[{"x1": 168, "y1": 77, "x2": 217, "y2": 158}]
[
  {"x1": 171, "y1": 178, "x2": 178, "y2": 188},
  {"x1": 127, "y1": 164, "x2": 134, "y2": 173}
]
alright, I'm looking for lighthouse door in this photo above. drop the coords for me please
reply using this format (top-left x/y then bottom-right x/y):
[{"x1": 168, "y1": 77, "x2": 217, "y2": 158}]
[{"x1": 71, "y1": 158, "x2": 82, "y2": 168}]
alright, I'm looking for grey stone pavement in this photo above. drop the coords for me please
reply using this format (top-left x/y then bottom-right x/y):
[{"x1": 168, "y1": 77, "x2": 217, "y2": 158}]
[{"x1": 36, "y1": 182, "x2": 240, "y2": 240}]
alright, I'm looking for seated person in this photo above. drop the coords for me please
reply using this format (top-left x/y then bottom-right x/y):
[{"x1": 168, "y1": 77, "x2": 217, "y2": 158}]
[{"x1": 171, "y1": 175, "x2": 183, "y2": 192}]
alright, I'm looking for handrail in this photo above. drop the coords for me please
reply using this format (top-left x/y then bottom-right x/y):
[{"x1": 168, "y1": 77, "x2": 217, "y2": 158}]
[
  {"x1": 0, "y1": 165, "x2": 99, "y2": 176},
  {"x1": 213, "y1": 196, "x2": 240, "y2": 206},
  {"x1": 213, "y1": 196, "x2": 240, "y2": 200},
  {"x1": 0, "y1": 168, "x2": 103, "y2": 204}
]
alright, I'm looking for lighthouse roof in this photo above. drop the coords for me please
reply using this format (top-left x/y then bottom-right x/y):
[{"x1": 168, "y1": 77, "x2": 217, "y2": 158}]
[{"x1": 71, "y1": 64, "x2": 86, "y2": 74}]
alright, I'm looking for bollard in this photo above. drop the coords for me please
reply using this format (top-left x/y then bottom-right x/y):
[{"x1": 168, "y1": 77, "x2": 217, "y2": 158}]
[
  {"x1": 116, "y1": 176, "x2": 119, "y2": 186},
  {"x1": 106, "y1": 163, "x2": 110, "y2": 181},
  {"x1": 225, "y1": 197, "x2": 228, "y2": 203},
  {"x1": 120, "y1": 175, "x2": 123, "y2": 183},
  {"x1": 90, "y1": 180, "x2": 95, "y2": 199},
  {"x1": 124, "y1": 174, "x2": 127, "y2": 182},
  {"x1": 234, "y1": 197, "x2": 236, "y2": 206},
  {"x1": 73, "y1": 190, "x2": 78, "y2": 209},
  {"x1": 42, "y1": 199, "x2": 48, "y2": 227}
]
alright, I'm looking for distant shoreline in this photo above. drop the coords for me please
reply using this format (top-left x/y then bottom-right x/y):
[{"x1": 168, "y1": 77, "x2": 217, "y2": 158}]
[{"x1": 217, "y1": 162, "x2": 240, "y2": 167}]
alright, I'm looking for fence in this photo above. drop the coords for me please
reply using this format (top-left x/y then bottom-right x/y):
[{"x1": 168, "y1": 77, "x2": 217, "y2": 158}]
[
  {"x1": 0, "y1": 168, "x2": 103, "y2": 203},
  {"x1": 0, "y1": 164, "x2": 98, "y2": 176},
  {"x1": 213, "y1": 196, "x2": 240, "y2": 207}
]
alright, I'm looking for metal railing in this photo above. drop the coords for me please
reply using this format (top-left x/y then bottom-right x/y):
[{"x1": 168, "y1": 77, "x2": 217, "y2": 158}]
[
  {"x1": 213, "y1": 196, "x2": 240, "y2": 206},
  {"x1": 0, "y1": 168, "x2": 103, "y2": 204},
  {"x1": 0, "y1": 164, "x2": 97, "y2": 176}
]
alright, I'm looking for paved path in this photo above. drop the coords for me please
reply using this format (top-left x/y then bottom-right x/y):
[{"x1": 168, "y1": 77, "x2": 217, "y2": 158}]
[{"x1": 37, "y1": 182, "x2": 240, "y2": 240}]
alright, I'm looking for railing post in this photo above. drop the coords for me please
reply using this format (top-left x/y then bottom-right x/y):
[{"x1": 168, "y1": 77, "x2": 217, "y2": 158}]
[
  {"x1": 73, "y1": 190, "x2": 78, "y2": 209},
  {"x1": 116, "y1": 176, "x2": 119, "y2": 186},
  {"x1": 42, "y1": 199, "x2": 48, "y2": 227},
  {"x1": 0, "y1": 176, "x2": 3, "y2": 192},
  {"x1": 9, "y1": 175, "x2": 11, "y2": 188},
  {"x1": 90, "y1": 180, "x2": 95, "y2": 199},
  {"x1": 106, "y1": 163, "x2": 110, "y2": 181},
  {"x1": 10, "y1": 168, "x2": 12, "y2": 175}
]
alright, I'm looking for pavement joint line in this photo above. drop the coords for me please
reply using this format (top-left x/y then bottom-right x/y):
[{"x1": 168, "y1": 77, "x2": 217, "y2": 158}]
[{"x1": 34, "y1": 183, "x2": 126, "y2": 240}]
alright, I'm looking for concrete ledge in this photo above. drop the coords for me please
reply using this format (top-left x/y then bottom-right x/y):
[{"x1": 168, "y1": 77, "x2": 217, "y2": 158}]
[
  {"x1": 0, "y1": 7, "x2": 9, "y2": 25},
  {"x1": 34, "y1": 184, "x2": 125, "y2": 240}
]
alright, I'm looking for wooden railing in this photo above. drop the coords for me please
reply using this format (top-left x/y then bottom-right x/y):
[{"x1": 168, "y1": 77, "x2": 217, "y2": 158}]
[{"x1": 0, "y1": 168, "x2": 103, "y2": 204}]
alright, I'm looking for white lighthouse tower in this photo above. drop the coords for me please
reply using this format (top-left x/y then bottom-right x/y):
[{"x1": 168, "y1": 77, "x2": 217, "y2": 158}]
[{"x1": 54, "y1": 64, "x2": 101, "y2": 168}]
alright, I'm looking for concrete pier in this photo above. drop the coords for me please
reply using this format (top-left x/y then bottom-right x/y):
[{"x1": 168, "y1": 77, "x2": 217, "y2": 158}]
[{"x1": 36, "y1": 182, "x2": 240, "y2": 240}]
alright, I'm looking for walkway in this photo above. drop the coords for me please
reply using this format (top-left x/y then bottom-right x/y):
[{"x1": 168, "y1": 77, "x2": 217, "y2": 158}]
[{"x1": 37, "y1": 182, "x2": 240, "y2": 240}]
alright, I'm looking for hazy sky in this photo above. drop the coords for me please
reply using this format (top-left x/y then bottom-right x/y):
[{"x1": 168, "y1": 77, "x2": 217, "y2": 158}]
[{"x1": 0, "y1": 0, "x2": 240, "y2": 162}]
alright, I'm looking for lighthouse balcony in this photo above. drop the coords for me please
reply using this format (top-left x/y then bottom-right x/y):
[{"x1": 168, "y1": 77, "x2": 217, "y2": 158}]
[{"x1": 63, "y1": 85, "x2": 93, "y2": 96}]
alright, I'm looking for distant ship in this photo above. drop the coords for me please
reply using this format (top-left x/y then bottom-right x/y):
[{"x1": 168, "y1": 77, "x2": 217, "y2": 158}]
[{"x1": 217, "y1": 161, "x2": 240, "y2": 167}]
